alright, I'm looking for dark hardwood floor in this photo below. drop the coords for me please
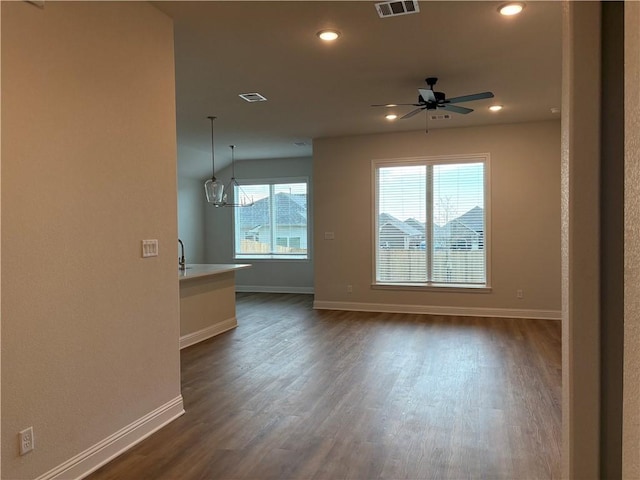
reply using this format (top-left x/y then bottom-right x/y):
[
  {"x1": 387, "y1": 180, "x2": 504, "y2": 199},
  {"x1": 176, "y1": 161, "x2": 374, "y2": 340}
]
[{"x1": 89, "y1": 293, "x2": 561, "y2": 479}]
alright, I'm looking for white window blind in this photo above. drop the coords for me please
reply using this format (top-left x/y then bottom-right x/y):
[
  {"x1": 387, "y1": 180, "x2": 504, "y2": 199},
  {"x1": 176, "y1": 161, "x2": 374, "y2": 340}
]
[
  {"x1": 234, "y1": 181, "x2": 308, "y2": 259},
  {"x1": 375, "y1": 156, "x2": 488, "y2": 287}
]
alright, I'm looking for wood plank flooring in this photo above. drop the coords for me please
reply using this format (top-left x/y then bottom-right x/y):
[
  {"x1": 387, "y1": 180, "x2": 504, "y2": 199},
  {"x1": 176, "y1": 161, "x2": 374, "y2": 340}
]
[{"x1": 88, "y1": 293, "x2": 561, "y2": 479}]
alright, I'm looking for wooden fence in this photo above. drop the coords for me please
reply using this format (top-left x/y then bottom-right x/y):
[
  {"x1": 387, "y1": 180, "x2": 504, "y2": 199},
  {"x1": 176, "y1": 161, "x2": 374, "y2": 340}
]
[{"x1": 378, "y1": 249, "x2": 485, "y2": 284}]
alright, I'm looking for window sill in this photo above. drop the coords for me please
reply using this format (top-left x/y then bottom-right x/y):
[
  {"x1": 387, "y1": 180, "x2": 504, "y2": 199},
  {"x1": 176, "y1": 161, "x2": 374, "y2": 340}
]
[
  {"x1": 234, "y1": 255, "x2": 309, "y2": 262},
  {"x1": 372, "y1": 283, "x2": 492, "y2": 293}
]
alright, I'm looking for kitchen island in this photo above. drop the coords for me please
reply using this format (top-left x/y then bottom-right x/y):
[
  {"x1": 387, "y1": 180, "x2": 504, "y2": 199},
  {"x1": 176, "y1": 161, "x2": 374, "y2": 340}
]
[{"x1": 178, "y1": 264, "x2": 250, "y2": 349}]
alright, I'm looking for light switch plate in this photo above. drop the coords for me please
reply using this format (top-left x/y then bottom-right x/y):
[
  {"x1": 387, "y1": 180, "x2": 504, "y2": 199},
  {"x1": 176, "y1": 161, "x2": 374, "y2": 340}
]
[{"x1": 141, "y1": 239, "x2": 158, "y2": 258}]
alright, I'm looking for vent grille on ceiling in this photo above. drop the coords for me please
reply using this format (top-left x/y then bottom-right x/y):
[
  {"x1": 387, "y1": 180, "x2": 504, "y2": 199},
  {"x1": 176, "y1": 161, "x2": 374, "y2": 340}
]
[
  {"x1": 239, "y1": 92, "x2": 267, "y2": 102},
  {"x1": 375, "y1": 1, "x2": 420, "y2": 18}
]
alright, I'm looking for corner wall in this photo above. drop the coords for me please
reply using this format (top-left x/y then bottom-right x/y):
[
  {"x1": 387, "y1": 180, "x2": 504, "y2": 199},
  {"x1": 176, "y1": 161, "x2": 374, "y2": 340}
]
[
  {"x1": 561, "y1": 2, "x2": 601, "y2": 477},
  {"x1": 1, "y1": 3, "x2": 182, "y2": 478},
  {"x1": 313, "y1": 121, "x2": 561, "y2": 318},
  {"x1": 623, "y1": 1, "x2": 640, "y2": 476}
]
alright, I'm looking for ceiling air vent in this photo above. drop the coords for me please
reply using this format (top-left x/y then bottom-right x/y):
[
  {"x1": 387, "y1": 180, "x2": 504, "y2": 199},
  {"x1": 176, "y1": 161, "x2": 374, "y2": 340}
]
[
  {"x1": 239, "y1": 92, "x2": 267, "y2": 103},
  {"x1": 375, "y1": 1, "x2": 420, "y2": 18},
  {"x1": 430, "y1": 114, "x2": 452, "y2": 121}
]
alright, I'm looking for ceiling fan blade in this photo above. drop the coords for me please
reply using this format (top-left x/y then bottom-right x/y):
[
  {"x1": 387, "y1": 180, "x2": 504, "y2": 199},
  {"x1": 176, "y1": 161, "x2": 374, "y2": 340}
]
[
  {"x1": 400, "y1": 107, "x2": 425, "y2": 119},
  {"x1": 371, "y1": 103, "x2": 421, "y2": 107},
  {"x1": 446, "y1": 92, "x2": 494, "y2": 104},
  {"x1": 418, "y1": 88, "x2": 436, "y2": 103},
  {"x1": 440, "y1": 104, "x2": 473, "y2": 114}
]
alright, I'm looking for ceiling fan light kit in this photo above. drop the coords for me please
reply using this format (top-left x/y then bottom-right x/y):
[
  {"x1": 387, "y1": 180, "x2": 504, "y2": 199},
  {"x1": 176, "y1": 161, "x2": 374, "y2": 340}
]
[
  {"x1": 489, "y1": 105, "x2": 503, "y2": 112},
  {"x1": 498, "y1": 2, "x2": 525, "y2": 16}
]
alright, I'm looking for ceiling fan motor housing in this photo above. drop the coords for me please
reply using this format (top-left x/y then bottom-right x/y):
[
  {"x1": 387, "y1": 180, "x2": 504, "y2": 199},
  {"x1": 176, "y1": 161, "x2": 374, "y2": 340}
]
[{"x1": 418, "y1": 90, "x2": 446, "y2": 108}]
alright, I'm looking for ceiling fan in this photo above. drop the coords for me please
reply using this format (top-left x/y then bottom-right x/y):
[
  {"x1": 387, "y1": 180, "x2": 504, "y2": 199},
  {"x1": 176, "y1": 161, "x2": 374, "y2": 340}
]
[{"x1": 372, "y1": 77, "x2": 494, "y2": 119}]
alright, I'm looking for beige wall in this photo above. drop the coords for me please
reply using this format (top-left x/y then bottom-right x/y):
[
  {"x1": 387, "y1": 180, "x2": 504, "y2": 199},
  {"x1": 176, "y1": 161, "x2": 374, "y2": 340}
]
[
  {"x1": 624, "y1": 1, "x2": 640, "y2": 476},
  {"x1": 1, "y1": 3, "x2": 181, "y2": 478},
  {"x1": 313, "y1": 121, "x2": 561, "y2": 315}
]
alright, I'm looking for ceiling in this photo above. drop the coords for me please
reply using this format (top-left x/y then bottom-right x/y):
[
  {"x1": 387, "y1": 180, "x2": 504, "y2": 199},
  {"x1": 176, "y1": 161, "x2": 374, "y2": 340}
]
[{"x1": 153, "y1": 1, "x2": 562, "y2": 179}]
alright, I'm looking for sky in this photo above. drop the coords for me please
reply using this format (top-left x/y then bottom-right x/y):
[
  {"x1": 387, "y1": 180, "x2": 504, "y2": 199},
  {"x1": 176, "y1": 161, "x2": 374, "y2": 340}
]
[{"x1": 234, "y1": 182, "x2": 307, "y2": 204}]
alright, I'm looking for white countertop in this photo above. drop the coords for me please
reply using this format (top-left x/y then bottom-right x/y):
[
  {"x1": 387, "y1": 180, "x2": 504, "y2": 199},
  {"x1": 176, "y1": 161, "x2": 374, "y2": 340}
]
[{"x1": 178, "y1": 263, "x2": 251, "y2": 281}]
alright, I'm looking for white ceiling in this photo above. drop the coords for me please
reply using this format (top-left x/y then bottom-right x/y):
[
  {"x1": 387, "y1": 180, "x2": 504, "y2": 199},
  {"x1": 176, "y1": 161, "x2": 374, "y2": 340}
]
[{"x1": 153, "y1": 1, "x2": 562, "y2": 179}]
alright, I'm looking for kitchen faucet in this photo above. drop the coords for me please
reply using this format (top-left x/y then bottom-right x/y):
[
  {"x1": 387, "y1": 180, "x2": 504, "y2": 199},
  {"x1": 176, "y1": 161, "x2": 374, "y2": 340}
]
[{"x1": 178, "y1": 238, "x2": 186, "y2": 270}]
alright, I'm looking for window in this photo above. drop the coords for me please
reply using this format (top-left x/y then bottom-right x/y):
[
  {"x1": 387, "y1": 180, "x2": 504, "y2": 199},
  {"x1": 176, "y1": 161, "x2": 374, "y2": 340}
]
[
  {"x1": 234, "y1": 179, "x2": 308, "y2": 260},
  {"x1": 374, "y1": 155, "x2": 489, "y2": 288}
]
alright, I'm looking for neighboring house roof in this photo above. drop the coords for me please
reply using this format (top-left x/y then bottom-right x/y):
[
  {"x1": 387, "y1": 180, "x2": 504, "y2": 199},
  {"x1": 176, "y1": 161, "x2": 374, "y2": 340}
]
[
  {"x1": 445, "y1": 219, "x2": 479, "y2": 237},
  {"x1": 379, "y1": 208, "x2": 483, "y2": 239},
  {"x1": 379, "y1": 213, "x2": 423, "y2": 237},
  {"x1": 455, "y1": 206, "x2": 484, "y2": 233},
  {"x1": 404, "y1": 218, "x2": 425, "y2": 233},
  {"x1": 237, "y1": 192, "x2": 307, "y2": 229}
]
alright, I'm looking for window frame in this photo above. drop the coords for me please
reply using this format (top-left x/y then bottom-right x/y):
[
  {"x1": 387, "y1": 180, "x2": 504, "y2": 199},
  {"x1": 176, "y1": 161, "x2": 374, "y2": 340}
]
[
  {"x1": 371, "y1": 154, "x2": 492, "y2": 291},
  {"x1": 232, "y1": 176, "x2": 310, "y2": 261}
]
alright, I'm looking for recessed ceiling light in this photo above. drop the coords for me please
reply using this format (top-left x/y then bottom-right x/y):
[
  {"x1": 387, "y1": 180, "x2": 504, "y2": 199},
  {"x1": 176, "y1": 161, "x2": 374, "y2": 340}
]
[
  {"x1": 498, "y1": 2, "x2": 525, "y2": 16},
  {"x1": 317, "y1": 29, "x2": 340, "y2": 41},
  {"x1": 551, "y1": 107, "x2": 561, "y2": 114},
  {"x1": 385, "y1": 114, "x2": 398, "y2": 120},
  {"x1": 489, "y1": 105, "x2": 503, "y2": 112}
]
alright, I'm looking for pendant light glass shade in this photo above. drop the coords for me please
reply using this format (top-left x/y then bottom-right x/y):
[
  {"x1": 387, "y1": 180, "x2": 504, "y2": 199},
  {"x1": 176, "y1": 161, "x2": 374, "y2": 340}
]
[
  {"x1": 204, "y1": 177, "x2": 225, "y2": 205},
  {"x1": 205, "y1": 115, "x2": 226, "y2": 206}
]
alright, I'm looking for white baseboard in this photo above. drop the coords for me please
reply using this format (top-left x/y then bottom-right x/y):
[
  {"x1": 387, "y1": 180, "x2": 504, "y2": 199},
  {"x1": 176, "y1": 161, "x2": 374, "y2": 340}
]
[
  {"x1": 236, "y1": 285, "x2": 314, "y2": 294},
  {"x1": 37, "y1": 396, "x2": 185, "y2": 480},
  {"x1": 312, "y1": 300, "x2": 561, "y2": 320},
  {"x1": 179, "y1": 317, "x2": 237, "y2": 349}
]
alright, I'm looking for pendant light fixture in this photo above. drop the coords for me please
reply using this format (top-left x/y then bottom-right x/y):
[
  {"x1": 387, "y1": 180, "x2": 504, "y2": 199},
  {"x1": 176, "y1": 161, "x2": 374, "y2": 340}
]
[
  {"x1": 203, "y1": 115, "x2": 254, "y2": 208},
  {"x1": 204, "y1": 116, "x2": 225, "y2": 206},
  {"x1": 223, "y1": 144, "x2": 254, "y2": 207}
]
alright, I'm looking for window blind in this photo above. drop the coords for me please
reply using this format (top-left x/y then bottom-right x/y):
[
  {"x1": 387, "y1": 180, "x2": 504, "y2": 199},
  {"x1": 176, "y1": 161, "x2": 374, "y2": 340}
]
[{"x1": 375, "y1": 157, "x2": 487, "y2": 287}]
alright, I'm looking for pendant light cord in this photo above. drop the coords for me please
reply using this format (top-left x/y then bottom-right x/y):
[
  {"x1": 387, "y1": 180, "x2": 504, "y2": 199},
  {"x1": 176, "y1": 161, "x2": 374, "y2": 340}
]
[
  {"x1": 230, "y1": 145, "x2": 236, "y2": 178},
  {"x1": 208, "y1": 116, "x2": 216, "y2": 178}
]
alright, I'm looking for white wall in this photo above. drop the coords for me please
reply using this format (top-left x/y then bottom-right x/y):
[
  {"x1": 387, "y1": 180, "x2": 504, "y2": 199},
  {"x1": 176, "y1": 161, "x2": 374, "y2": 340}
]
[
  {"x1": 205, "y1": 156, "x2": 314, "y2": 293},
  {"x1": 313, "y1": 121, "x2": 561, "y2": 318},
  {"x1": 1, "y1": 3, "x2": 182, "y2": 478}
]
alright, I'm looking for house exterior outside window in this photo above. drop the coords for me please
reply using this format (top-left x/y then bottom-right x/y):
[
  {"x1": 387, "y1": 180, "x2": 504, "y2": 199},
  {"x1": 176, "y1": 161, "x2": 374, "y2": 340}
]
[
  {"x1": 234, "y1": 179, "x2": 308, "y2": 260},
  {"x1": 373, "y1": 155, "x2": 490, "y2": 289}
]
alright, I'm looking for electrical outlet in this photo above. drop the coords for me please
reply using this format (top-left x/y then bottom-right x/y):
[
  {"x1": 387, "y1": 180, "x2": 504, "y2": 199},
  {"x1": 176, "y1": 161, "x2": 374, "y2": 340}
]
[
  {"x1": 19, "y1": 427, "x2": 34, "y2": 455},
  {"x1": 516, "y1": 289, "x2": 524, "y2": 299},
  {"x1": 347, "y1": 284, "x2": 353, "y2": 293}
]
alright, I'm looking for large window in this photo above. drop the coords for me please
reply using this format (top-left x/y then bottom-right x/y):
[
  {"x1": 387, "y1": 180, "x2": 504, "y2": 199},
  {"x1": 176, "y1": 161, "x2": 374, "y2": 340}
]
[
  {"x1": 234, "y1": 179, "x2": 308, "y2": 260},
  {"x1": 374, "y1": 155, "x2": 489, "y2": 288}
]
